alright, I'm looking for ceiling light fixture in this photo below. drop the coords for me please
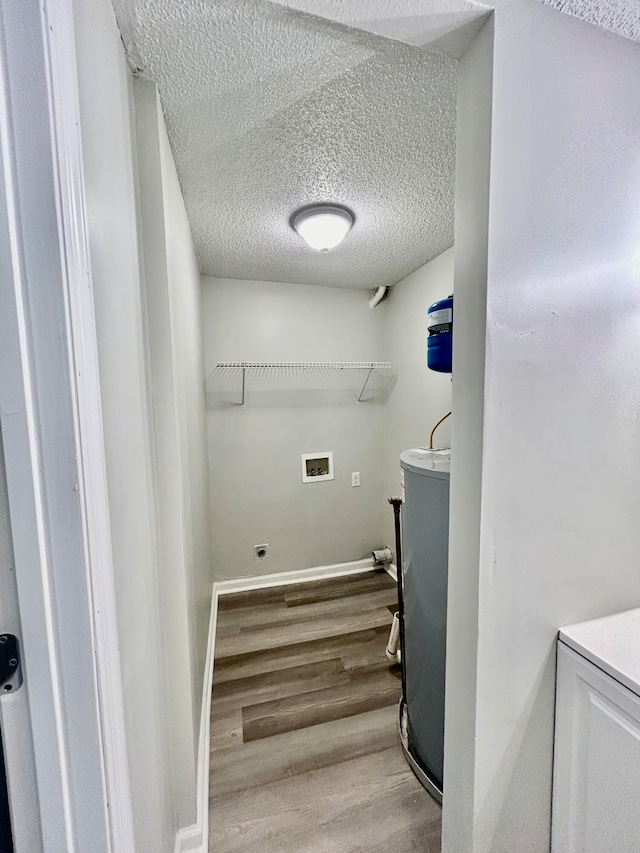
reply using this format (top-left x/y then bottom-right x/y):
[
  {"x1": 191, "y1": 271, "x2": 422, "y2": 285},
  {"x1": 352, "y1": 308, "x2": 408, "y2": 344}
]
[{"x1": 291, "y1": 204, "x2": 354, "y2": 252}]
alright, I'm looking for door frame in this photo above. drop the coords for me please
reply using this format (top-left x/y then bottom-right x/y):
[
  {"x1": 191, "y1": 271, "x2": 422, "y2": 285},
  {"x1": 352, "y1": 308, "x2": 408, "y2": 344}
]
[{"x1": 0, "y1": 0, "x2": 134, "y2": 849}]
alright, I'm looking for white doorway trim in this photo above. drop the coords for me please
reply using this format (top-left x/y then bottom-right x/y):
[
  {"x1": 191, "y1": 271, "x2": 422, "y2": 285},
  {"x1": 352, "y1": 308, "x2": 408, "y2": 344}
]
[{"x1": 0, "y1": 0, "x2": 134, "y2": 849}]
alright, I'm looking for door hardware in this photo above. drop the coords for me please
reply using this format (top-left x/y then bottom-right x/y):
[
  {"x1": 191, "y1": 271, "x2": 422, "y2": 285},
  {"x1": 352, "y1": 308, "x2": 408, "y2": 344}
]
[{"x1": 0, "y1": 635, "x2": 22, "y2": 694}]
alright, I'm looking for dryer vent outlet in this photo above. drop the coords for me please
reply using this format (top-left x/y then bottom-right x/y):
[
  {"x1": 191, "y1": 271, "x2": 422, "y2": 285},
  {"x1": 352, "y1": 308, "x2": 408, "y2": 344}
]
[{"x1": 254, "y1": 544, "x2": 269, "y2": 560}]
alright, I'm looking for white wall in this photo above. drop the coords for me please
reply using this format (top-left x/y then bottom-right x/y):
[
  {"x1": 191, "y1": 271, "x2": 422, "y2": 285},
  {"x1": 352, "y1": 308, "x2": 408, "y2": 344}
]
[
  {"x1": 381, "y1": 248, "x2": 454, "y2": 550},
  {"x1": 158, "y1": 99, "x2": 213, "y2": 721},
  {"x1": 73, "y1": 1, "x2": 211, "y2": 849},
  {"x1": 202, "y1": 278, "x2": 388, "y2": 580},
  {"x1": 133, "y1": 79, "x2": 214, "y2": 828},
  {"x1": 442, "y1": 17, "x2": 493, "y2": 853},
  {"x1": 204, "y1": 257, "x2": 454, "y2": 580},
  {"x1": 454, "y1": 4, "x2": 640, "y2": 851},
  {"x1": 72, "y1": 2, "x2": 174, "y2": 850}
]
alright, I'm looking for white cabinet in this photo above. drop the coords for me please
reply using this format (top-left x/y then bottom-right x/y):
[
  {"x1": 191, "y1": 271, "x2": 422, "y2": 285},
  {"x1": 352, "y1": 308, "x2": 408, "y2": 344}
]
[{"x1": 553, "y1": 631, "x2": 640, "y2": 853}]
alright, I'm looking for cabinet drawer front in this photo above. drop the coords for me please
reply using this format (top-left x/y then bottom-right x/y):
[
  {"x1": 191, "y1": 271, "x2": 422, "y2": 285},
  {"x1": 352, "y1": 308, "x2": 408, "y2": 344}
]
[{"x1": 553, "y1": 643, "x2": 640, "y2": 853}]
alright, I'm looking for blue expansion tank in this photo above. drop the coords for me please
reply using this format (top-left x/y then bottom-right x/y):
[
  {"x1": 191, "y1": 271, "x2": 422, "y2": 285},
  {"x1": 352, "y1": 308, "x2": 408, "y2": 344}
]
[{"x1": 427, "y1": 295, "x2": 453, "y2": 373}]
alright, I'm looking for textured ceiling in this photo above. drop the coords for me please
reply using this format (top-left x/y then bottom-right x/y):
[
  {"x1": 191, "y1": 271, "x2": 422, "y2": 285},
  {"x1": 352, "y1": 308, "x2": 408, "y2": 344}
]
[
  {"x1": 113, "y1": 0, "x2": 461, "y2": 288},
  {"x1": 275, "y1": 0, "x2": 640, "y2": 53},
  {"x1": 271, "y1": 0, "x2": 493, "y2": 59},
  {"x1": 112, "y1": 0, "x2": 640, "y2": 290},
  {"x1": 542, "y1": 0, "x2": 640, "y2": 43}
]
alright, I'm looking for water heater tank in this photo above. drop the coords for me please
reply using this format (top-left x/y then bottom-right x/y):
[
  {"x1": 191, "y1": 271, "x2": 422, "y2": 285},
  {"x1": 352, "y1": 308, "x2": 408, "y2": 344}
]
[
  {"x1": 400, "y1": 447, "x2": 450, "y2": 798},
  {"x1": 427, "y1": 295, "x2": 453, "y2": 373}
]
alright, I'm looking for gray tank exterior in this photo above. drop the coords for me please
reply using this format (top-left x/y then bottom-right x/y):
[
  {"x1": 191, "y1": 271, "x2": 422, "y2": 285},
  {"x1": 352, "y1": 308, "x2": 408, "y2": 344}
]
[{"x1": 400, "y1": 449, "x2": 450, "y2": 793}]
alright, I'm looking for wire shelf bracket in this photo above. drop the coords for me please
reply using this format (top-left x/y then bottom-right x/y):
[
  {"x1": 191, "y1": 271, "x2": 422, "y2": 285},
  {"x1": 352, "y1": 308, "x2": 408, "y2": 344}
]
[{"x1": 211, "y1": 361, "x2": 392, "y2": 409}]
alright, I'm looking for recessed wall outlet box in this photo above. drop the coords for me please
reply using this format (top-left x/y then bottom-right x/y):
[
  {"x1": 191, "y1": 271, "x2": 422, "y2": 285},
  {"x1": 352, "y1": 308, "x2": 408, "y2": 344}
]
[
  {"x1": 352, "y1": 472, "x2": 360, "y2": 487},
  {"x1": 254, "y1": 544, "x2": 269, "y2": 560},
  {"x1": 301, "y1": 452, "x2": 334, "y2": 483}
]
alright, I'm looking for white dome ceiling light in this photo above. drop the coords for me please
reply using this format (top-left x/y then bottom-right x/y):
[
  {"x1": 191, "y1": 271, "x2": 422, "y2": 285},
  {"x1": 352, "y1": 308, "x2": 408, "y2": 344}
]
[{"x1": 291, "y1": 204, "x2": 354, "y2": 252}]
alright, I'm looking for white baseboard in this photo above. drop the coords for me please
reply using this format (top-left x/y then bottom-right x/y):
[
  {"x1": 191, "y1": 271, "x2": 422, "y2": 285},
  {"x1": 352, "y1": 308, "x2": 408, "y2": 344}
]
[
  {"x1": 174, "y1": 556, "x2": 396, "y2": 852},
  {"x1": 215, "y1": 556, "x2": 380, "y2": 596},
  {"x1": 174, "y1": 582, "x2": 218, "y2": 853},
  {"x1": 174, "y1": 823, "x2": 203, "y2": 853},
  {"x1": 386, "y1": 563, "x2": 398, "y2": 582}
]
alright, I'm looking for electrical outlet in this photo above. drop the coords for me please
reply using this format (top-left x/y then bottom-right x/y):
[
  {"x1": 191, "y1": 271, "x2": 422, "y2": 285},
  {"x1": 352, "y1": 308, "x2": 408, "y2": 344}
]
[
  {"x1": 254, "y1": 544, "x2": 269, "y2": 560},
  {"x1": 352, "y1": 472, "x2": 360, "y2": 487}
]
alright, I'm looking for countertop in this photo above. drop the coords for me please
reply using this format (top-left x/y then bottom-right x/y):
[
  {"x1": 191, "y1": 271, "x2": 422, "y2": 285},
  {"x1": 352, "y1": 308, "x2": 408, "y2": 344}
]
[{"x1": 560, "y1": 607, "x2": 640, "y2": 696}]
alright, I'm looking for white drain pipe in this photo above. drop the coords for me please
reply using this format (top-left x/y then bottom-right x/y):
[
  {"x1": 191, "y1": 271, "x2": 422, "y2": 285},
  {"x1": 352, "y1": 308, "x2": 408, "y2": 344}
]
[
  {"x1": 368, "y1": 285, "x2": 388, "y2": 309},
  {"x1": 372, "y1": 546, "x2": 393, "y2": 565},
  {"x1": 386, "y1": 612, "x2": 401, "y2": 663}
]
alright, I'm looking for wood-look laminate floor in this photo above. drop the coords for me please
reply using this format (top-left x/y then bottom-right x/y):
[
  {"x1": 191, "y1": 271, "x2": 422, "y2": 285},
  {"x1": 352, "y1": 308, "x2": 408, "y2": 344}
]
[{"x1": 209, "y1": 569, "x2": 441, "y2": 853}]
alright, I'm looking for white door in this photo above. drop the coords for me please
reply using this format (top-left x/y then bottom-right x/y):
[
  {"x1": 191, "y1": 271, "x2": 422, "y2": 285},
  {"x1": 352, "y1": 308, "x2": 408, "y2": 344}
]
[
  {"x1": 0, "y1": 0, "x2": 134, "y2": 848},
  {"x1": 0, "y1": 425, "x2": 42, "y2": 852}
]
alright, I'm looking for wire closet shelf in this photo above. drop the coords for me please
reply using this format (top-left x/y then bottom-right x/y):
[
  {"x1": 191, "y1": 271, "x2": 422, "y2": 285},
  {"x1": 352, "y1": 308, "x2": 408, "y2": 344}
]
[{"x1": 211, "y1": 361, "x2": 393, "y2": 408}]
